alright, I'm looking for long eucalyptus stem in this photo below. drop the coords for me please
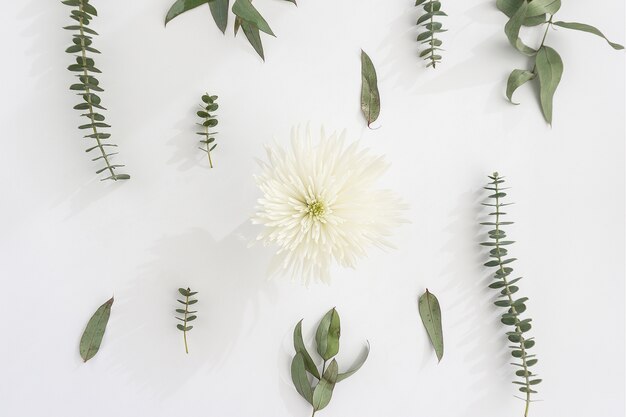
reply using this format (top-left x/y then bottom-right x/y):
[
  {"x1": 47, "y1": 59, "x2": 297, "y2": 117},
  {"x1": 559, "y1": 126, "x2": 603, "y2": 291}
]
[
  {"x1": 492, "y1": 179, "x2": 531, "y2": 416},
  {"x1": 63, "y1": 0, "x2": 129, "y2": 181},
  {"x1": 481, "y1": 172, "x2": 541, "y2": 417}
]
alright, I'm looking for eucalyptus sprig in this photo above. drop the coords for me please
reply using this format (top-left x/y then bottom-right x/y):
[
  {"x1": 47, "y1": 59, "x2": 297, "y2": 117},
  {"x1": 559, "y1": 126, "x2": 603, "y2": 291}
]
[
  {"x1": 196, "y1": 93, "x2": 219, "y2": 168},
  {"x1": 175, "y1": 287, "x2": 198, "y2": 354},
  {"x1": 498, "y1": 0, "x2": 623, "y2": 124},
  {"x1": 291, "y1": 308, "x2": 369, "y2": 416},
  {"x1": 62, "y1": 0, "x2": 130, "y2": 181},
  {"x1": 165, "y1": 0, "x2": 295, "y2": 61},
  {"x1": 481, "y1": 172, "x2": 540, "y2": 417},
  {"x1": 415, "y1": 0, "x2": 447, "y2": 68}
]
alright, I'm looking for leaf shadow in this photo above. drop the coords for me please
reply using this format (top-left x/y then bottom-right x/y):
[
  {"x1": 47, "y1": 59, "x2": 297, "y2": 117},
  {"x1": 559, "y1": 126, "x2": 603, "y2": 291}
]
[
  {"x1": 103, "y1": 221, "x2": 278, "y2": 399},
  {"x1": 438, "y1": 187, "x2": 513, "y2": 412}
]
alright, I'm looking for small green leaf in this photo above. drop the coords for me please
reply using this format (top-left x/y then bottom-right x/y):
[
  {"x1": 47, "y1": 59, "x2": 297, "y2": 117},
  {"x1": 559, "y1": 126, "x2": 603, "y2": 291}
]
[
  {"x1": 315, "y1": 308, "x2": 340, "y2": 361},
  {"x1": 312, "y1": 359, "x2": 338, "y2": 411},
  {"x1": 504, "y1": 2, "x2": 537, "y2": 56},
  {"x1": 360, "y1": 50, "x2": 380, "y2": 128},
  {"x1": 535, "y1": 46, "x2": 563, "y2": 124},
  {"x1": 291, "y1": 353, "x2": 314, "y2": 404},
  {"x1": 241, "y1": 21, "x2": 265, "y2": 60},
  {"x1": 336, "y1": 341, "x2": 370, "y2": 382},
  {"x1": 293, "y1": 320, "x2": 321, "y2": 379},
  {"x1": 506, "y1": 69, "x2": 535, "y2": 104},
  {"x1": 232, "y1": 0, "x2": 275, "y2": 36},
  {"x1": 165, "y1": 0, "x2": 208, "y2": 26},
  {"x1": 79, "y1": 297, "x2": 114, "y2": 362},
  {"x1": 209, "y1": 0, "x2": 230, "y2": 34},
  {"x1": 553, "y1": 21, "x2": 624, "y2": 50},
  {"x1": 418, "y1": 289, "x2": 444, "y2": 362}
]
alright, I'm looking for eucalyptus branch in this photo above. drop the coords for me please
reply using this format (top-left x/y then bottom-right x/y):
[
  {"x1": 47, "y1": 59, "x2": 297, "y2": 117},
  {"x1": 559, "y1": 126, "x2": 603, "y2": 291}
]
[
  {"x1": 62, "y1": 0, "x2": 129, "y2": 181},
  {"x1": 499, "y1": 0, "x2": 623, "y2": 124},
  {"x1": 415, "y1": 0, "x2": 447, "y2": 68},
  {"x1": 175, "y1": 288, "x2": 198, "y2": 354},
  {"x1": 196, "y1": 94, "x2": 219, "y2": 168},
  {"x1": 480, "y1": 172, "x2": 540, "y2": 417}
]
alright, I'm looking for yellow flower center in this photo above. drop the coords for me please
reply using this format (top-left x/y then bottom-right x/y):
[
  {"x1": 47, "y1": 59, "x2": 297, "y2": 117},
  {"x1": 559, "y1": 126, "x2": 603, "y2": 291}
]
[{"x1": 307, "y1": 200, "x2": 326, "y2": 219}]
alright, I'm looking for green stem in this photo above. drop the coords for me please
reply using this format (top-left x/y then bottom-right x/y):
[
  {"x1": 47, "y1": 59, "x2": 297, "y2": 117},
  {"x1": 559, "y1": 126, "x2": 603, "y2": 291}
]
[
  {"x1": 429, "y1": 1, "x2": 436, "y2": 68},
  {"x1": 532, "y1": 15, "x2": 554, "y2": 73},
  {"x1": 183, "y1": 291, "x2": 189, "y2": 354},
  {"x1": 493, "y1": 176, "x2": 531, "y2": 417},
  {"x1": 77, "y1": 0, "x2": 116, "y2": 180},
  {"x1": 205, "y1": 121, "x2": 213, "y2": 168}
]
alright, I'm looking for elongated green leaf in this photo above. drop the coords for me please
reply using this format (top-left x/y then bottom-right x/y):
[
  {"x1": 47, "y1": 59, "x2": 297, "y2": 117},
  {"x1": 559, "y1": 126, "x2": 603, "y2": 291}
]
[
  {"x1": 506, "y1": 69, "x2": 535, "y2": 104},
  {"x1": 79, "y1": 297, "x2": 113, "y2": 362},
  {"x1": 504, "y1": 2, "x2": 537, "y2": 56},
  {"x1": 293, "y1": 320, "x2": 321, "y2": 379},
  {"x1": 241, "y1": 20, "x2": 265, "y2": 60},
  {"x1": 360, "y1": 50, "x2": 380, "y2": 128},
  {"x1": 526, "y1": 0, "x2": 560, "y2": 17},
  {"x1": 315, "y1": 308, "x2": 340, "y2": 361},
  {"x1": 535, "y1": 46, "x2": 563, "y2": 124},
  {"x1": 291, "y1": 353, "x2": 314, "y2": 404},
  {"x1": 336, "y1": 341, "x2": 370, "y2": 382},
  {"x1": 165, "y1": 0, "x2": 208, "y2": 26},
  {"x1": 553, "y1": 21, "x2": 624, "y2": 50},
  {"x1": 418, "y1": 289, "x2": 444, "y2": 362},
  {"x1": 496, "y1": 0, "x2": 546, "y2": 26},
  {"x1": 232, "y1": 0, "x2": 275, "y2": 36},
  {"x1": 312, "y1": 359, "x2": 338, "y2": 411},
  {"x1": 209, "y1": 0, "x2": 230, "y2": 34}
]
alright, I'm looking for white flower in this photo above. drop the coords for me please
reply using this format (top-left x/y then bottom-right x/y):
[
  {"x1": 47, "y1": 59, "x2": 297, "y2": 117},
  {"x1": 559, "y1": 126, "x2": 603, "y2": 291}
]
[{"x1": 253, "y1": 127, "x2": 406, "y2": 284}]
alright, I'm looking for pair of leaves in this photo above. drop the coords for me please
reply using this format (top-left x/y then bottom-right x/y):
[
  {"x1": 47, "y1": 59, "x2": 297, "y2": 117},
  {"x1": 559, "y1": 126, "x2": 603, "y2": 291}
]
[
  {"x1": 418, "y1": 289, "x2": 444, "y2": 362},
  {"x1": 79, "y1": 296, "x2": 113, "y2": 362},
  {"x1": 506, "y1": 46, "x2": 562, "y2": 124},
  {"x1": 290, "y1": 308, "x2": 369, "y2": 413},
  {"x1": 360, "y1": 50, "x2": 380, "y2": 128},
  {"x1": 165, "y1": 0, "x2": 290, "y2": 60}
]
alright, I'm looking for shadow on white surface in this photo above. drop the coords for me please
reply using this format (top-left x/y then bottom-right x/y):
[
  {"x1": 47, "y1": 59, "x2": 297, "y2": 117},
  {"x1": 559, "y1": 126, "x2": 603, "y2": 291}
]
[{"x1": 102, "y1": 220, "x2": 276, "y2": 398}]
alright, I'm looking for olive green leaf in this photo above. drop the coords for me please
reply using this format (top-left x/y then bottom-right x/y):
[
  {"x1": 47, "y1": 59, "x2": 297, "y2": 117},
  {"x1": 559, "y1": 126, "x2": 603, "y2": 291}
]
[
  {"x1": 312, "y1": 359, "x2": 339, "y2": 411},
  {"x1": 291, "y1": 353, "x2": 314, "y2": 404},
  {"x1": 209, "y1": 0, "x2": 230, "y2": 34},
  {"x1": 336, "y1": 341, "x2": 370, "y2": 382},
  {"x1": 535, "y1": 46, "x2": 563, "y2": 124},
  {"x1": 553, "y1": 21, "x2": 624, "y2": 50},
  {"x1": 504, "y1": 1, "x2": 537, "y2": 56},
  {"x1": 525, "y1": 0, "x2": 560, "y2": 17},
  {"x1": 360, "y1": 50, "x2": 380, "y2": 128},
  {"x1": 496, "y1": 0, "x2": 546, "y2": 26},
  {"x1": 241, "y1": 21, "x2": 265, "y2": 60},
  {"x1": 418, "y1": 289, "x2": 444, "y2": 362},
  {"x1": 316, "y1": 308, "x2": 340, "y2": 361},
  {"x1": 232, "y1": 0, "x2": 275, "y2": 36},
  {"x1": 79, "y1": 296, "x2": 114, "y2": 362},
  {"x1": 294, "y1": 320, "x2": 321, "y2": 379},
  {"x1": 165, "y1": 0, "x2": 208, "y2": 26},
  {"x1": 506, "y1": 69, "x2": 535, "y2": 104}
]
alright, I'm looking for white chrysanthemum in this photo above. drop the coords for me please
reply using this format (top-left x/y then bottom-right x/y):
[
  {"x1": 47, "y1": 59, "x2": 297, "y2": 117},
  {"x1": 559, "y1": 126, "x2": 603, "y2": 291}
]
[{"x1": 253, "y1": 127, "x2": 406, "y2": 284}]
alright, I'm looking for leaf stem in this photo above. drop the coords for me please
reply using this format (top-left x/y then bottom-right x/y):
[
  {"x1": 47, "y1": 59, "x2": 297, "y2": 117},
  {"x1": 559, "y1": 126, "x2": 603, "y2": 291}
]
[
  {"x1": 183, "y1": 291, "x2": 189, "y2": 354},
  {"x1": 493, "y1": 176, "x2": 531, "y2": 417},
  {"x1": 205, "y1": 119, "x2": 214, "y2": 168},
  {"x1": 429, "y1": 1, "x2": 436, "y2": 68},
  {"x1": 77, "y1": 0, "x2": 117, "y2": 181}
]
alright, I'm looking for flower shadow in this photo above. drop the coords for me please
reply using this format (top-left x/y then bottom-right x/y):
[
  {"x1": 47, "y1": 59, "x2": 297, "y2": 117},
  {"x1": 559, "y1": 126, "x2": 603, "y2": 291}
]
[{"x1": 104, "y1": 221, "x2": 277, "y2": 399}]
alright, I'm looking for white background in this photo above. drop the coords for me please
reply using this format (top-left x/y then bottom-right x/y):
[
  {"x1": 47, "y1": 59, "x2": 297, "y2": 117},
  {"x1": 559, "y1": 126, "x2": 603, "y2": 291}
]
[{"x1": 0, "y1": 0, "x2": 624, "y2": 416}]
